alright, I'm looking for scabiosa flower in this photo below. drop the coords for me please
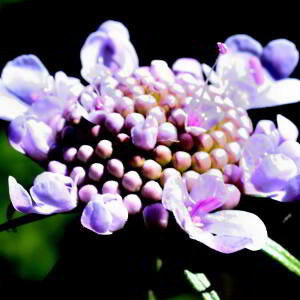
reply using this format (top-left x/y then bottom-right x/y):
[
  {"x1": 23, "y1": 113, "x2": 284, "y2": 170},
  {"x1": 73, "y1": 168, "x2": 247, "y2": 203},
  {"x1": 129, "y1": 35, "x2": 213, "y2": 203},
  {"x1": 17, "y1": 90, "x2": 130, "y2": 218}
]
[
  {"x1": 201, "y1": 35, "x2": 300, "y2": 109},
  {"x1": 3, "y1": 19, "x2": 298, "y2": 254}
]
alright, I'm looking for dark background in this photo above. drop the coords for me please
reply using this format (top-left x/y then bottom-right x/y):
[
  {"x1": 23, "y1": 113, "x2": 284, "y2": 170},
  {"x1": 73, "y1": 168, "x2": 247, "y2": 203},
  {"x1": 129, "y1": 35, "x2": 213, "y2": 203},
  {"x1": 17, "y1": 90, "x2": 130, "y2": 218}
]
[{"x1": 0, "y1": 1, "x2": 299, "y2": 299}]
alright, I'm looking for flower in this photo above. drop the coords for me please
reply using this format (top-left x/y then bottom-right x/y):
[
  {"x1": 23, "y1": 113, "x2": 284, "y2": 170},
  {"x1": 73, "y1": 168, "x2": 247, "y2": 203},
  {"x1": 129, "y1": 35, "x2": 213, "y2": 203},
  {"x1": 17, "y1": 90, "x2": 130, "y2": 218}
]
[
  {"x1": 0, "y1": 55, "x2": 85, "y2": 160},
  {"x1": 201, "y1": 35, "x2": 300, "y2": 109},
  {"x1": 162, "y1": 174, "x2": 267, "y2": 253},
  {"x1": 240, "y1": 114, "x2": 300, "y2": 201},
  {"x1": 8, "y1": 172, "x2": 78, "y2": 214},
  {"x1": 80, "y1": 20, "x2": 138, "y2": 83},
  {"x1": 81, "y1": 193, "x2": 128, "y2": 235}
]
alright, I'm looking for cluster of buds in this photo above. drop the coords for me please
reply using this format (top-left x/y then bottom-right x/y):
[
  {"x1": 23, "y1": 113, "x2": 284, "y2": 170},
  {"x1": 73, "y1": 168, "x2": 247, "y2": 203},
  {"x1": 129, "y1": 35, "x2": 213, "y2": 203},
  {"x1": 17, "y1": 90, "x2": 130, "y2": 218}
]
[{"x1": 1, "y1": 20, "x2": 300, "y2": 253}]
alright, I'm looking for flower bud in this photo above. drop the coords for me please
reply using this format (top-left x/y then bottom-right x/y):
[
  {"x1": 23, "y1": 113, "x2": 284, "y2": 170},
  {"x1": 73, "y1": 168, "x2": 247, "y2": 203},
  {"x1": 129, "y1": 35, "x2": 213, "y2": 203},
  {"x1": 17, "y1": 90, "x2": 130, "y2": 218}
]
[
  {"x1": 182, "y1": 170, "x2": 200, "y2": 192},
  {"x1": 192, "y1": 151, "x2": 212, "y2": 173},
  {"x1": 70, "y1": 166, "x2": 86, "y2": 185},
  {"x1": 143, "y1": 203, "x2": 169, "y2": 230},
  {"x1": 210, "y1": 148, "x2": 229, "y2": 169},
  {"x1": 88, "y1": 110, "x2": 107, "y2": 125},
  {"x1": 114, "y1": 96, "x2": 134, "y2": 117},
  {"x1": 150, "y1": 60, "x2": 175, "y2": 86},
  {"x1": 125, "y1": 112, "x2": 145, "y2": 131},
  {"x1": 222, "y1": 184, "x2": 241, "y2": 209},
  {"x1": 195, "y1": 133, "x2": 214, "y2": 152},
  {"x1": 104, "y1": 112, "x2": 124, "y2": 135},
  {"x1": 160, "y1": 168, "x2": 181, "y2": 186},
  {"x1": 240, "y1": 115, "x2": 253, "y2": 134},
  {"x1": 63, "y1": 147, "x2": 77, "y2": 162},
  {"x1": 179, "y1": 133, "x2": 194, "y2": 151},
  {"x1": 220, "y1": 122, "x2": 237, "y2": 142},
  {"x1": 91, "y1": 125, "x2": 102, "y2": 138},
  {"x1": 134, "y1": 94, "x2": 157, "y2": 115},
  {"x1": 204, "y1": 168, "x2": 223, "y2": 179},
  {"x1": 88, "y1": 163, "x2": 104, "y2": 181},
  {"x1": 172, "y1": 151, "x2": 192, "y2": 172},
  {"x1": 102, "y1": 180, "x2": 120, "y2": 194},
  {"x1": 141, "y1": 181, "x2": 163, "y2": 201},
  {"x1": 123, "y1": 194, "x2": 142, "y2": 214},
  {"x1": 142, "y1": 159, "x2": 162, "y2": 180},
  {"x1": 224, "y1": 142, "x2": 241, "y2": 164},
  {"x1": 169, "y1": 108, "x2": 186, "y2": 128},
  {"x1": 210, "y1": 130, "x2": 227, "y2": 148},
  {"x1": 128, "y1": 155, "x2": 145, "y2": 168},
  {"x1": 79, "y1": 185, "x2": 98, "y2": 203},
  {"x1": 157, "y1": 122, "x2": 178, "y2": 146},
  {"x1": 147, "y1": 106, "x2": 166, "y2": 125},
  {"x1": 77, "y1": 145, "x2": 94, "y2": 162},
  {"x1": 153, "y1": 145, "x2": 172, "y2": 166},
  {"x1": 48, "y1": 160, "x2": 67, "y2": 175},
  {"x1": 122, "y1": 171, "x2": 143, "y2": 192},
  {"x1": 107, "y1": 159, "x2": 124, "y2": 178},
  {"x1": 95, "y1": 140, "x2": 113, "y2": 159}
]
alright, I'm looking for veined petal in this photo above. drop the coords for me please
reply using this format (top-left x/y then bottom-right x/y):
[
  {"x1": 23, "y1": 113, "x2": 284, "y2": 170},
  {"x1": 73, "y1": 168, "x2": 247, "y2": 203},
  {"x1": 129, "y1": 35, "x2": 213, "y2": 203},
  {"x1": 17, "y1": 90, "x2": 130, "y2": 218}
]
[
  {"x1": 0, "y1": 81, "x2": 29, "y2": 121},
  {"x1": 102, "y1": 193, "x2": 128, "y2": 232},
  {"x1": 8, "y1": 176, "x2": 33, "y2": 213},
  {"x1": 1, "y1": 55, "x2": 49, "y2": 104},
  {"x1": 251, "y1": 153, "x2": 298, "y2": 193},
  {"x1": 197, "y1": 210, "x2": 267, "y2": 252},
  {"x1": 224, "y1": 34, "x2": 263, "y2": 56},
  {"x1": 30, "y1": 172, "x2": 77, "y2": 214},
  {"x1": 81, "y1": 196, "x2": 113, "y2": 235},
  {"x1": 251, "y1": 78, "x2": 300, "y2": 108},
  {"x1": 277, "y1": 114, "x2": 298, "y2": 142}
]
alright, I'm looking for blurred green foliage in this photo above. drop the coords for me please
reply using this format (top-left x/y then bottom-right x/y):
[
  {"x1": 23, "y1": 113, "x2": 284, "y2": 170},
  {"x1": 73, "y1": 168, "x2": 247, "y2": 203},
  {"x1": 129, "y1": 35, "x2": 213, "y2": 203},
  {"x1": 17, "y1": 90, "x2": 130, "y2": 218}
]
[{"x1": 0, "y1": 129, "x2": 75, "y2": 280}]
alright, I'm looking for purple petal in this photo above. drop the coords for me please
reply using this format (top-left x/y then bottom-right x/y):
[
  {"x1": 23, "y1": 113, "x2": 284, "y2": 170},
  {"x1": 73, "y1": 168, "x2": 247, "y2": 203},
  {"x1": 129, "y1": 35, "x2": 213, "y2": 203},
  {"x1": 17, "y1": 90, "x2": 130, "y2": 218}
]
[
  {"x1": 0, "y1": 81, "x2": 29, "y2": 121},
  {"x1": 8, "y1": 176, "x2": 33, "y2": 213},
  {"x1": 251, "y1": 153, "x2": 297, "y2": 193},
  {"x1": 102, "y1": 193, "x2": 128, "y2": 232},
  {"x1": 172, "y1": 58, "x2": 203, "y2": 79},
  {"x1": 81, "y1": 196, "x2": 113, "y2": 235},
  {"x1": 254, "y1": 120, "x2": 280, "y2": 147},
  {"x1": 276, "y1": 140, "x2": 300, "y2": 171},
  {"x1": 29, "y1": 172, "x2": 77, "y2": 214},
  {"x1": 201, "y1": 63, "x2": 221, "y2": 87},
  {"x1": 274, "y1": 175, "x2": 300, "y2": 202},
  {"x1": 189, "y1": 174, "x2": 227, "y2": 215},
  {"x1": 195, "y1": 210, "x2": 268, "y2": 253},
  {"x1": 277, "y1": 114, "x2": 298, "y2": 142},
  {"x1": 1, "y1": 55, "x2": 49, "y2": 104},
  {"x1": 224, "y1": 34, "x2": 263, "y2": 56},
  {"x1": 261, "y1": 39, "x2": 299, "y2": 79}
]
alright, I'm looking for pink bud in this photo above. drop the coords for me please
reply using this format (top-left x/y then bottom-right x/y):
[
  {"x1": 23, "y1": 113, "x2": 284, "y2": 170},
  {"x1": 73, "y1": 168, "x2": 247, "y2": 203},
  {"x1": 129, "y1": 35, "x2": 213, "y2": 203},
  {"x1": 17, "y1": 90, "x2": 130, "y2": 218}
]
[
  {"x1": 102, "y1": 180, "x2": 120, "y2": 194},
  {"x1": 153, "y1": 145, "x2": 172, "y2": 166},
  {"x1": 48, "y1": 160, "x2": 67, "y2": 175},
  {"x1": 157, "y1": 122, "x2": 178, "y2": 146},
  {"x1": 143, "y1": 203, "x2": 169, "y2": 230},
  {"x1": 125, "y1": 113, "x2": 145, "y2": 131},
  {"x1": 122, "y1": 171, "x2": 143, "y2": 192},
  {"x1": 79, "y1": 185, "x2": 98, "y2": 203},
  {"x1": 160, "y1": 168, "x2": 181, "y2": 186},
  {"x1": 88, "y1": 163, "x2": 104, "y2": 181},
  {"x1": 134, "y1": 94, "x2": 157, "y2": 115},
  {"x1": 104, "y1": 112, "x2": 124, "y2": 135},
  {"x1": 141, "y1": 181, "x2": 163, "y2": 201},
  {"x1": 123, "y1": 194, "x2": 142, "y2": 214},
  {"x1": 115, "y1": 97, "x2": 134, "y2": 117},
  {"x1": 142, "y1": 159, "x2": 162, "y2": 180},
  {"x1": 107, "y1": 159, "x2": 125, "y2": 178},
  {"x1": 70, "y1": 166, "x2": 86, "y2": 185},
  {"x1": 77, "y1": 145, "x2": 94, "y2": 162},
  {"x1": 172, "y1": 151, "x2": 192, "y2": 172},
  {"x1": 63, "y1": 147, "x2": 77, "y2": 162},
  {"x1": 95, "y1": 140, "x2": 113, "y2": 159},
  {"x1": 222, "y1": 184, "x2": 241, "y2": 209}
]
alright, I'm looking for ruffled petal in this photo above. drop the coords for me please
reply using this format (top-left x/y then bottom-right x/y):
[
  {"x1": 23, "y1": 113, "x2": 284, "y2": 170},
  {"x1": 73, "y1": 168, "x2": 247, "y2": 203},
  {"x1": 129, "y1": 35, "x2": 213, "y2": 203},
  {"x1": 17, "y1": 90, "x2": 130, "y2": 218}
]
[
  {"x1": 1, "y1": 55, "x2": 49, "y2": 104},
  {"x1": 251, "y1": 153, "x2": 297, "y2": 193},
  {"x1": 8, "y1": 176, "x2": 33, "y2": 213},
  {"x1": 102, "y1": 193, "x2": 128, "y2": 232},
  {"x1": 196, "y1": 210, "x2": 267, "y2": 252},
  {"x1": 277, "y1": 114, "x2": 298, "y2": 142},
  {"x1": 0, "y1": 81, "x2": 29, "y2": 121},
  {"x1": 261, "y1": 39, "x2": 299, "y2": 79},
  {"x1": 251, "y1": 78, "x2": 300, "y2": 108},
  {"x1": 81, "y1": 196, "x2": 113, "y2": 235},
  {"x1": 224, "y1": 34, "x2": 263, "y2": 56},
  {"x1": 30, "y1": 172, "x2": 77, "y2": 214}
]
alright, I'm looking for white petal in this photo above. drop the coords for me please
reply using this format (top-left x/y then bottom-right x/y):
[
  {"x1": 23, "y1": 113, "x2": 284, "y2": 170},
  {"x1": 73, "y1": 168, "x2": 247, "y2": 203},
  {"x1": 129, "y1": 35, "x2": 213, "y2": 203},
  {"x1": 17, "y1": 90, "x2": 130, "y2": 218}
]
[
  {"x1": 1, "y1": 55, "x2": 49, "y2": 104},
  {"x1": 277, "y1": 114, "x2": 298, "y2": 141},
  {"x1": 201, "y1": 63, "x2": 221, "y2": 87},
  {"x1": 0, "y1": 81, "x2": 29, "y2": 121}
]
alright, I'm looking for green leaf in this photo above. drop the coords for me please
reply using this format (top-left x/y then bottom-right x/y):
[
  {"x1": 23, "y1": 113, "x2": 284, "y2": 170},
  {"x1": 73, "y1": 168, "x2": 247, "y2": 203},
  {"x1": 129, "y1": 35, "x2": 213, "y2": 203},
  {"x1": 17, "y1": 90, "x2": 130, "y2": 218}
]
[
  {"x1": 184, "y1": 270, "x2": 211, "y2": 292},
  {"x1": 262, "y1": 237, "x2": 300, "y2": 277}
]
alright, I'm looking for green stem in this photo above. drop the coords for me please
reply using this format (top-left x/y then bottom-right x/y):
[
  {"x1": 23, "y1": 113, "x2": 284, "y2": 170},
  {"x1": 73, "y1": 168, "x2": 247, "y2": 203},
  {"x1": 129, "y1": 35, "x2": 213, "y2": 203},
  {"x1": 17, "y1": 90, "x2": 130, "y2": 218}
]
[{"x1": 262, "y1": 237, "x2": 300, "y2": 277}]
